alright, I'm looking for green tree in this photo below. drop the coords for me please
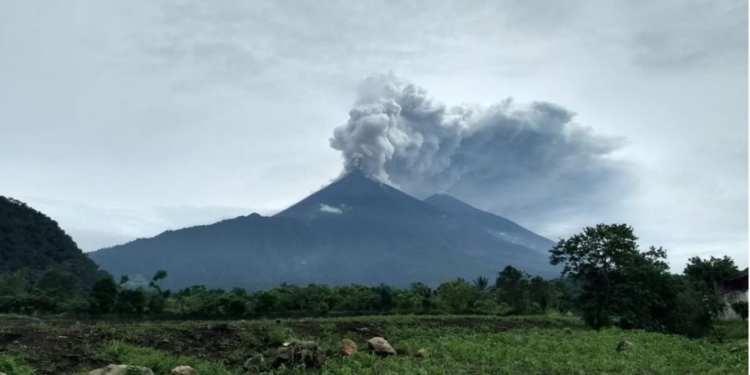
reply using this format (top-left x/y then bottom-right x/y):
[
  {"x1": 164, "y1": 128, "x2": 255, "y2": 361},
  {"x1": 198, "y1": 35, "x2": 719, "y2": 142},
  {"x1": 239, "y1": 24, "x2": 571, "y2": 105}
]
[
  {"x1": 684, "y1": 256, "x2": 739, "y2": 290},
  {"x1": 553, "y1": 278, "x2": 580, "y2": 314},
  {"x1": 34, "y1": 268, "x2": 79, "y2": 302},
  {"x1": 90, "y1": 277, "x2": 119, "y2": 315},
  {"x1": 410, "y1": 282, "x2": 433, "y2": 313},
  {"x1": 473, "y1": 276, "x2": 490, "y2": 292},
  {"x1": 549, "y1": 224, "x2": 669, "y2": 329},
  {"x1": 254, "y1": 291, "x2": 276, "y2": 316},
  {"x1": 147, "y1": 293, "x2": 166, "y2": 314},
  {"x1": 495, "y1": 266, "x2": 530, "y2": 314},
  {"x1": 436, "y1": 279, "x2": 477, "y2": 313},
  {"x1": 529, "y1": 276, "x2": 558, "y2": 313},
  {"x1": 550, "y1": 224, "x2": 716, "y2": 337},
  {"x1": 116, "y1": 289, "x2": 147, "y2": 315},
  {"x1": 0, "y1": 270, "x2": 29, "y2": 296},
  {"x1": 149, "y1": 270, "x2": 168, "y2": 294},
  {"x1": 683, "y1": 256, "x2": 739, "y2": 317},
  {"x1": 375, "y1": 284, "x2": 395, "y2": 312}
]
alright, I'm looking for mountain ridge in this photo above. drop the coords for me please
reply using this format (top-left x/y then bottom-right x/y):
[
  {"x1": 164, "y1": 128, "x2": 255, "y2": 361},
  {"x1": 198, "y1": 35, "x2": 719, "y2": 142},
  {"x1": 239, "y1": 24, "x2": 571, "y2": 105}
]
[{"x1": 88, "y1": 170, "x2": 558, "y2": 290}]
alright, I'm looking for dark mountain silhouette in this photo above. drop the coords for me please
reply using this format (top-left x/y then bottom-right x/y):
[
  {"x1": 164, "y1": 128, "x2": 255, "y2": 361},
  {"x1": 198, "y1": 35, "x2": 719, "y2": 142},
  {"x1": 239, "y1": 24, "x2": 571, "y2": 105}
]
[
  {"x1": 88, "y1": 169, "x2": 558, "y2": 290},
  {"x1": 0, "y1": 196, "x2": 105, "y2": 289}
]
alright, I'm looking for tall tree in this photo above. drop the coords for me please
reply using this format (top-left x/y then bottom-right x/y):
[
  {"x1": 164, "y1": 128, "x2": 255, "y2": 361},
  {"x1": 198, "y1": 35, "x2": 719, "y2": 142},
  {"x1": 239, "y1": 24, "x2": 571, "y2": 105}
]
[
  {"x1": 528, "y1": 276, "x2": 558, "y2": 313},
  {"x1": 684, "y1": 256, "x2": 739, "y2": 291},
  {"x1": 683, "y1": 256, "x2": 740, "y2": 317},
  {"x1": 437, "y1": 279, "x2": 478, "y2": 313},
  {"x1": 473, "y1": 276, "x2": 489, "y2": 292},
  {"x1": 0, "y1": 270, "x2": 29, "y2": 296},
  {"x1": 90, "y1": 277, "x2": 118, "y2": 315},
  {"x1": 495, "y1": 266, "x2": 530, "y2": 313},
  {"x1": 549, "y1": 224, "x2": 669, "y2": 329},
  {"x1": 34, "y1": 268, "x2": 79, "y2": 302}
]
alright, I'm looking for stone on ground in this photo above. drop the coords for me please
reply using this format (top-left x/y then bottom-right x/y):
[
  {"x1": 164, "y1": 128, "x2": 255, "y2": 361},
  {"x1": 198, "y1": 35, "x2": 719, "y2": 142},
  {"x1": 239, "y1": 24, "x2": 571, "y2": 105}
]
[
  {"x1": 367, "y1": 337, "x2": 396, "y2": 356},
  {"x1": 89, "y1": 364, "x2": 154, "y2": 375},
  {"x1": 274, "y1": 340, "x2": 327, "y2": 367},
  {"x1": 616, "y1": 340, "x2": 634, "y2": 352},
  {"x1": 171, "y1": 365, "x2": 199, "y2": 375},
  {"x1": 415, "y1": 348, "x2": 428, "y2": 358},
  {"x1": 340, "y1": 339, "x2": 358, "y2": 356}
]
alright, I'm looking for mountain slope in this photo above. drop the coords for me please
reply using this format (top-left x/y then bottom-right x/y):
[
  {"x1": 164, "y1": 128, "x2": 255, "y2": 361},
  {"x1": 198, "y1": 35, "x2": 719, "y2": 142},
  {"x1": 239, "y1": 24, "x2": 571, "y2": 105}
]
[
  {"x1": 88, "y1": 170, "x2": 558, "y2": 290},
  {"x1": 0, "y1": 196, "x2": 105, "y2": 289},
  {"x1": 424, "y1": 193, "x2": 556, "y2": 253}
]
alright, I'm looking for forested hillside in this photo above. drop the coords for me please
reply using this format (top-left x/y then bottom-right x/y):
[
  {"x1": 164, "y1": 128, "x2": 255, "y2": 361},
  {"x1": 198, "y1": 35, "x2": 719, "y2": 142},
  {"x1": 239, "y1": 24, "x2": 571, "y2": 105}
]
[{"x1": 0, "y1": 196, "x2": 105, "y2": 290}]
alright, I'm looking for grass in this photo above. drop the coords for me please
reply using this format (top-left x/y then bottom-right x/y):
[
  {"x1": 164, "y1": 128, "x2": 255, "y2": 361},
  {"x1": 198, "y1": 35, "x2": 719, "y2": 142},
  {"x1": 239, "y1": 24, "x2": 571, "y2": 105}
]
[
  {"x1": 314, "y1": 328, "x2": 747, "y2": 375},
  {"x1": 0, "y1": 353, "x2": 36, "y2": 375},
  {"x1": 72, "y1": 342, "x2": 237, "y2": 375},
  {"x1": 715, "y1": 320, "x2": 748, "y2": 342},
  {"x1": 2, "y1": 315, "x2": 747, "y2": 375}
]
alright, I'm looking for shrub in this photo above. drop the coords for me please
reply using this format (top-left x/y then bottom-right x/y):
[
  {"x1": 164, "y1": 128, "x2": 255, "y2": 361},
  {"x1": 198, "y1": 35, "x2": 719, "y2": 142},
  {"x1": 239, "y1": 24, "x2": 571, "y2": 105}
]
[{"x1": 731, "y1": 301, "x2": 748, "y2": 321}]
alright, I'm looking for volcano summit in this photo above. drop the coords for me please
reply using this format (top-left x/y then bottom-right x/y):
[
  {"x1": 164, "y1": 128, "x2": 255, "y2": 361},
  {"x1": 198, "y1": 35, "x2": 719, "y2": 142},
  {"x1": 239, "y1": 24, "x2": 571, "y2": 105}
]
[{"x1": 88, "y1": 169, "x2": 558, "y2": 290}]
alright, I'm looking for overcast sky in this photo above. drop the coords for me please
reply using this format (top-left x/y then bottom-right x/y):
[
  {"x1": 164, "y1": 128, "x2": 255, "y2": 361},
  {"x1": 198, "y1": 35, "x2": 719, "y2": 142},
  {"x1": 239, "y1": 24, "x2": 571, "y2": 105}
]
[{"x1": 1, "y1": 0, "x2": 747, "y2": 271}]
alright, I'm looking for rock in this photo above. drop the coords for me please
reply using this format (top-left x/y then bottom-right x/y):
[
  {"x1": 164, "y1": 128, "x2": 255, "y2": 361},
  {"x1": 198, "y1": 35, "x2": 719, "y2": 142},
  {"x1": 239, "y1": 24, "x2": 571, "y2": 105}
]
[
  {"x1": 244, "y1": 353, "x2": 265, "y2": 370},
  {"x1": 415, "y1": 348, "x2": 428, "y2": 358},
  {"x1": 1, "y1": 372, "x2": 7, "y2": 375},
  {"x1": 367, "y1": 337, "x2": 396, "y2": 356},
  {"x1": 616, "y1": 341, "x2": 634, "y2": 352},
  {"x1": 171, "y1": 366, "x2": 199, "y2": 375},
  {"x1": 88, "y1": 364, "x2": 154, "y2": 375},
  {"x1": 340, "y1": 339, "x2": 358, "y2": 356},
  {"x1": 313, "y1": 346, "x2": 327, "y2": 366},
  {"x1": 274, "y1": 341, "x2": 326, "y2": 367},
  {"x1": 276, "y1": 346, "x2": 294, "y2": 362}
]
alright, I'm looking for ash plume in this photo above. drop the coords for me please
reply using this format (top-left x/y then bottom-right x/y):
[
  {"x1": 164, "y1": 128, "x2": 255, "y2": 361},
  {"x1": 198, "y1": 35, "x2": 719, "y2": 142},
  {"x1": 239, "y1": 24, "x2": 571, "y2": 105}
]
[{"x1": 330, "y1": 74, "x2": 630, "y2": 226}]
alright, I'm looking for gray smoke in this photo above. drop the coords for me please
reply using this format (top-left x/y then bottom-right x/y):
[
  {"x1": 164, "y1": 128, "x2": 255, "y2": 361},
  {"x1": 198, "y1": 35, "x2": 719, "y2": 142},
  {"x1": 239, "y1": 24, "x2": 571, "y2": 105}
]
[{"x1": 330, "y1": 74, "x2": 630, "y2": 228}]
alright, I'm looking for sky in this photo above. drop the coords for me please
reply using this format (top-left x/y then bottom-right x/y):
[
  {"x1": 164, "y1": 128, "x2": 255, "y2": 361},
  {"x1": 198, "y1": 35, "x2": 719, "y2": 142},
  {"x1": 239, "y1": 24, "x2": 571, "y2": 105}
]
[{"x1": 1, "y1": 0, "x2": 747, "y2": 271}]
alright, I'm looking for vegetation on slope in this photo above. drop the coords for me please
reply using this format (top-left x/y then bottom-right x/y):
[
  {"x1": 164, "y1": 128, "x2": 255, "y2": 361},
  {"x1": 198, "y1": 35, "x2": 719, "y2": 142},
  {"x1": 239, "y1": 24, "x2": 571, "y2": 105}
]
[{"x1": 0, "y1": 196, "x2": 104, "y2": 290}]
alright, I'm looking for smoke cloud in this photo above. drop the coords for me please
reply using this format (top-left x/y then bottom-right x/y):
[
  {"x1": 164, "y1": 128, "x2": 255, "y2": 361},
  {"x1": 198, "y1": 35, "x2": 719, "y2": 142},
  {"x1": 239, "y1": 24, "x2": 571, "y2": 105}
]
[{"x1": 330, "y1": 74, "x2": 630, "y2": 230}]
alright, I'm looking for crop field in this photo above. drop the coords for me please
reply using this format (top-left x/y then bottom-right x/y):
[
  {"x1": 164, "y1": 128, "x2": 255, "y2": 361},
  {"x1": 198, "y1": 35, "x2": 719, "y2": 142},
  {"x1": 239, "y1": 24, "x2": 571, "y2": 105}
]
[{"x1": 0, "y1": 315, "x2": 746, "y2": 375}]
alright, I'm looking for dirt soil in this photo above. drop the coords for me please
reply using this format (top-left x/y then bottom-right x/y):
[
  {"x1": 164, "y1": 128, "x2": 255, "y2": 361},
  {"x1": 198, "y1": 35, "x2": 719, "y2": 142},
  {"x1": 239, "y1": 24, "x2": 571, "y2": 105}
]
[{"x1": 0, "y1": 317, "x2": 565, "y2": 374}]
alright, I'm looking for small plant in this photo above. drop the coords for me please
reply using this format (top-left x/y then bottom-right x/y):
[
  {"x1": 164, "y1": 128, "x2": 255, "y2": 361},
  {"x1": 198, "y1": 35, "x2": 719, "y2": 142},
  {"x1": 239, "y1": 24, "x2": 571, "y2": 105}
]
[
  {"x1": 244, "y1": 323, "x2": 291, "y2": 348},
  {"x1": 0, "y1": 354, "x2": 35, "y2": 375}
]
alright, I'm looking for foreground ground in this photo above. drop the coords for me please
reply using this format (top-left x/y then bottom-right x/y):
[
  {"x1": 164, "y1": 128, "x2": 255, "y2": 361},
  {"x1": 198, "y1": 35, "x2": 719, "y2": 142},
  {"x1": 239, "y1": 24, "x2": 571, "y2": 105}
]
[{"x1": 0, "y1": 314, "x2": 746, "y2": 375}]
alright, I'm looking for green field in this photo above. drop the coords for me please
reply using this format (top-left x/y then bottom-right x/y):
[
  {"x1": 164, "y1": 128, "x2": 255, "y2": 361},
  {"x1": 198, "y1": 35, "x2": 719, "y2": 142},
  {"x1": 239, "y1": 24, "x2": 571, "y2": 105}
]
[{"x1": 0, "y1": 315, "x2": 746, "y2": 375}]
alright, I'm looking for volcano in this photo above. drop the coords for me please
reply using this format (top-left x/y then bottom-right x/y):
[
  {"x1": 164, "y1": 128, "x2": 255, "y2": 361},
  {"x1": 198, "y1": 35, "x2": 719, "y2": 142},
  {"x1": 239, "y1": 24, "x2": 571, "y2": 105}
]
[{"x1": 88, "y1": 169, "x2": 558, "y2": 290}]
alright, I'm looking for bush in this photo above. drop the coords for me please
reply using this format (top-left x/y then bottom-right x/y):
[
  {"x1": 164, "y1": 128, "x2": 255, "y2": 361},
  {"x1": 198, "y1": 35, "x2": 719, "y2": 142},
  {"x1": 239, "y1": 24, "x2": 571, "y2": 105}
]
[
  {"x1": 731, "y1": 301, "x2": 748, "y2": 321},
  {"x1": 0, "y1": 354, "x2": 35, "y2": 375}
]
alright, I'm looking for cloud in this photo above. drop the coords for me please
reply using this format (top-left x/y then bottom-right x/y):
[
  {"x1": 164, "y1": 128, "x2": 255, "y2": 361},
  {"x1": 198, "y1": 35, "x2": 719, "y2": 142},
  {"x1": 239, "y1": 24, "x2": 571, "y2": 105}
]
[
  {"x1": 330, "y1": 73, "x2": 632, "y2": 225},
  {"x1": 319, "y1": 204, "x2": 343, "y2": 214},
  {"x1": 1, "y1": 0, "x2": 744, "y2": 270}
]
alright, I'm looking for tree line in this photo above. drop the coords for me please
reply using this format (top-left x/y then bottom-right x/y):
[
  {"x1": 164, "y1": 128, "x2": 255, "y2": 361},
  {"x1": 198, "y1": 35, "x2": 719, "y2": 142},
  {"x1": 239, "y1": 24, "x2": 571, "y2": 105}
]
[
  {"x1": 0, "y1": 264, "x2": 570, "y2": 318},
  {"x1": 0, "y1": 223, "x2": 746, "y2": 338}
]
